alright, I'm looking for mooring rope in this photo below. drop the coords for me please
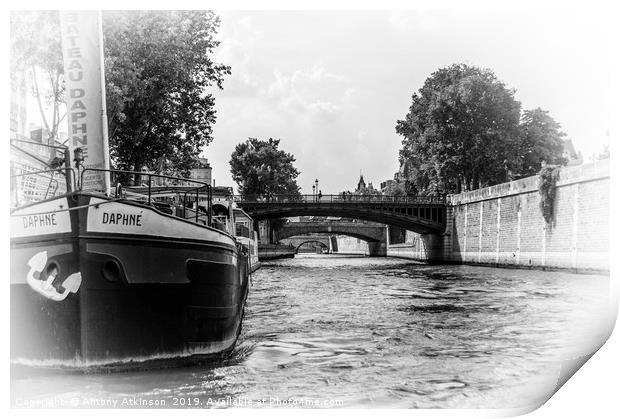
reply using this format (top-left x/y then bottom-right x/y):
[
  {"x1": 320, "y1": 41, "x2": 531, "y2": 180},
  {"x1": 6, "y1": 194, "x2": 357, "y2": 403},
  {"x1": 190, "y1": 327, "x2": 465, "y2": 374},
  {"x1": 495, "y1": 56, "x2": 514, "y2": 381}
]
[{"x1": 10, "y1": 197, "x2": 127, "y2": 218}]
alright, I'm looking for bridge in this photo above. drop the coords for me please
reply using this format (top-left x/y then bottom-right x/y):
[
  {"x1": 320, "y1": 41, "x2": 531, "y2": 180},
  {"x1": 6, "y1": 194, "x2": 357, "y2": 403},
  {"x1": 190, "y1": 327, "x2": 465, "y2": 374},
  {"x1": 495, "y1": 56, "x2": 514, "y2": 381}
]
[
  {"x1": 278, "y1": 235, "x2": 332, "y2": 254},
  {"x1": 234, "y1": 194, "x2": 446, "y2": 233},
  {"x1": 274, "y1": 221, "x2": 386, "y2": 242},
  {"x1": 274, "y1": 221, "x2": 387, "y2": 256}
]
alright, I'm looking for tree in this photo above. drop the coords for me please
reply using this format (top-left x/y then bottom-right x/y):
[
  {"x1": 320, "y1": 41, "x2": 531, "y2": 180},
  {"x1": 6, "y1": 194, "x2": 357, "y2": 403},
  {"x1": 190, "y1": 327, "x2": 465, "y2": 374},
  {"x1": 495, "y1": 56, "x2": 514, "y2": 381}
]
[
  {"x1": 396, "y1": 63, "x2": 522, "y2": 194},
  {"x1": 10, "y1": 11, "x2": 65, "y2": 146},
  {"x1": 381, "y1": 181, "x2": 407, "y2": 197},
  {"x1": 229, "y1": 138, "x2": 301, "y2": 199},
  {"x1": 11, "y1": 11, "x2": 230, "y2": 176},
  {"x1": 515, "y1": 108, "x2": 567, "y2": 177},
  {"x1": 103, "y1": 11, "x2": 230, "y2": 175}
]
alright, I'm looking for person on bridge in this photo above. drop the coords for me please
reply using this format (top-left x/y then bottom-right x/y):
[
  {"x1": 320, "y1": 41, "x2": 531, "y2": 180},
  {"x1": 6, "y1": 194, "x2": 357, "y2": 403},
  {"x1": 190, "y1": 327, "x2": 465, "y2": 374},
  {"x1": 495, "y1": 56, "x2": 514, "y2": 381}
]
[{"x1": 318, "y1": 190, "x2": 323, "y2": 201}]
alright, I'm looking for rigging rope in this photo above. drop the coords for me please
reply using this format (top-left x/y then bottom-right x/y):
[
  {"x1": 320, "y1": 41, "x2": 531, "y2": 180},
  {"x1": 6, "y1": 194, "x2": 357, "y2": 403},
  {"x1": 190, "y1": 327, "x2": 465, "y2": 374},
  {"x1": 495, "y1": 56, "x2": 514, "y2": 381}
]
[{"x1": 10, "y1": 197, "x2": 126, "y2": 217}]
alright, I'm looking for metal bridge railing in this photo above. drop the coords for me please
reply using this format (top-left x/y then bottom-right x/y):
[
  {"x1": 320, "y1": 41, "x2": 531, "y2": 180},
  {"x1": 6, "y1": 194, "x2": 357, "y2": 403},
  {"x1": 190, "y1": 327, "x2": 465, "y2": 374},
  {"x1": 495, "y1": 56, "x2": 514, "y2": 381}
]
[{"x1": 233, "y1": 193, "x2": 446, "y2": 205}]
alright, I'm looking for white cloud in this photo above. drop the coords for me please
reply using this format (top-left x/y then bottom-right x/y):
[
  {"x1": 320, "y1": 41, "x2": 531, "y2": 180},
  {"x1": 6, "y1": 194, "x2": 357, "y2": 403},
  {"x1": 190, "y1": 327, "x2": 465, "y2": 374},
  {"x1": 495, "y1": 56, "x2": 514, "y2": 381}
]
[
  {"x1": 388, "y1": 10, "x2": 441, "y2": 33},
  {"x1": 264, "y1": 65, "x2": 357, "y2": 123},
  {"x1": 214, "y1": 14, "x2": 265, "y2": 97},
  {"x1": 388, "y1": 11, "x2": 411, "y2": 31}
]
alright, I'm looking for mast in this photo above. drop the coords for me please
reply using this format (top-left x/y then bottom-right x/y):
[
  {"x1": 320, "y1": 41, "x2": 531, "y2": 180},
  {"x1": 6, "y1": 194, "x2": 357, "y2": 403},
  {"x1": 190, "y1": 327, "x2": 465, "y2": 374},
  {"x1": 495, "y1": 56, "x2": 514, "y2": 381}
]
[
  {"x1": 60, "y1": 10, "x2": 111, "y2": 194},
  {"x1": 97, "y1": 11, "x2": 111, "y2": 195}
]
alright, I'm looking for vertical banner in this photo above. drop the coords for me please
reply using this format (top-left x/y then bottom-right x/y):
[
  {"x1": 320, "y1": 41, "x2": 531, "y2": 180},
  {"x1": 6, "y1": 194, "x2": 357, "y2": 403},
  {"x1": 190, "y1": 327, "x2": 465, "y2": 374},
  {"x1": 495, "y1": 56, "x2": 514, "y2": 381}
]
[{"x1": 60, "y1": 10, "x2": 110, "y2": 192}]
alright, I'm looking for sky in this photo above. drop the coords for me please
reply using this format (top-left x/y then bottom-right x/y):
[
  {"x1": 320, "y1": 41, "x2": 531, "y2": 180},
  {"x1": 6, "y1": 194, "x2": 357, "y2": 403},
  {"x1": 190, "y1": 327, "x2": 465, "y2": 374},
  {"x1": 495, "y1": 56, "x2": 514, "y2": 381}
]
[{"x1": 204, "y1": 9, "x2": 611, "y2": 195}]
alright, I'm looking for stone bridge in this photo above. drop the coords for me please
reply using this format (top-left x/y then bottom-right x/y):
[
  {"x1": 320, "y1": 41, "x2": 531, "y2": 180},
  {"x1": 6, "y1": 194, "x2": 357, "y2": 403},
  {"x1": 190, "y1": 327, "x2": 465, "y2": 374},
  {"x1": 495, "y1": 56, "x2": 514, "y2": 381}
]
[
  {"x1": 274, "y1": 221, "x2": 386, "y2": 242},
  {"x1": 234, "y1": 194, "x2": 446, "y2": 234},
  {"x1": 275, "y1": 221, "x2": 388, "y2": 256},
  {"x1": 278, "y1": 235, "x2": 332, "y2": 254}
]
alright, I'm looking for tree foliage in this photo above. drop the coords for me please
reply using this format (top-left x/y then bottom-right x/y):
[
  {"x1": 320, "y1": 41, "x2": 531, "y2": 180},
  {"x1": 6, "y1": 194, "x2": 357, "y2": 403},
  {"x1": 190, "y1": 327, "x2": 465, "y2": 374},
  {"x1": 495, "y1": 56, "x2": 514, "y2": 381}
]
[
  {"x1": 103, "y1": 11, "x2": 230, "y2": 175},
  {"x1": 381, "y1": 181, "x2": 407, "y2": 197},
  {"x1": 11, "y1": 11, "x2": 230, "y2": 175},
  {"x1": 10, "y1": 11, "x2": 65, "y2": 144},
  {"x1": 538, "y1": 165, "x2": 560, "y2": 224},
  {"x1": 230, "y1": 138, "x2": 301, "y2": 199},
  {"x1": 396, "y1": 63, "x2": 568, "y2": 194},
  {"x1": 516, "y1": 108, "x2": 567, "y2": 177}
]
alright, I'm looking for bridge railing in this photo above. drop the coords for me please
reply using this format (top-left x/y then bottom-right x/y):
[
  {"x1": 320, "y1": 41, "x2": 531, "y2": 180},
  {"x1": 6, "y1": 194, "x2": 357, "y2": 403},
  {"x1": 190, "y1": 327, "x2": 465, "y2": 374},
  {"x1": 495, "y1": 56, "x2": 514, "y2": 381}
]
[{"x1": 233, "y1": 194, "x2": 446, "y2": 205}]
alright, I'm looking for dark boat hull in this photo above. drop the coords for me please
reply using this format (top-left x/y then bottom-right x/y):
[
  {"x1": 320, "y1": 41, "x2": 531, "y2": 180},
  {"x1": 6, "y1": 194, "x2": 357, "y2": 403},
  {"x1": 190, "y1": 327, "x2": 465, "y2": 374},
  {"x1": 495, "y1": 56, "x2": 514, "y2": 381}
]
[{"x1": 10, "y1": 193, "x2": 249, "y2": 366}]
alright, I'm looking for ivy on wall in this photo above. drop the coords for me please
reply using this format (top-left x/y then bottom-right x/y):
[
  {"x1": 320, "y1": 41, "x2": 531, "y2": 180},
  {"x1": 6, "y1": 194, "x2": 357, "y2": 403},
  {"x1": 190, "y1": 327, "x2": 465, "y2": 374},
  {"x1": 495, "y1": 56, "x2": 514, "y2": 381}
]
[{"x1": 538, "y1": 165, "x2": 560, "y2": 224}]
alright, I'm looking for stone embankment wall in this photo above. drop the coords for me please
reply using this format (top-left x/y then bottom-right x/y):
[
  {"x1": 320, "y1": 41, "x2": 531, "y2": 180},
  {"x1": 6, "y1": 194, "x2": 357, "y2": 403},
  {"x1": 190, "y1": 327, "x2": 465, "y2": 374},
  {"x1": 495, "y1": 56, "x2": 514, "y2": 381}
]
[
  {"x1": 387, "y1": 159, "x2": 610, "y2": 272},
  {"x1": 258, "y1": 244, "x2": 296, "y2": 261}
]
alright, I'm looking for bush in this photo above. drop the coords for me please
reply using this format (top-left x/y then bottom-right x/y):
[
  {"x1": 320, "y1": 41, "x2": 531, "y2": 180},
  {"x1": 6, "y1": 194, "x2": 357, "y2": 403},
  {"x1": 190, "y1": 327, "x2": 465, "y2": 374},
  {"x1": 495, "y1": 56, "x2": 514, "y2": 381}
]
[{"x1": 538, "y1": 165, "x2": 560, "y2": 224}]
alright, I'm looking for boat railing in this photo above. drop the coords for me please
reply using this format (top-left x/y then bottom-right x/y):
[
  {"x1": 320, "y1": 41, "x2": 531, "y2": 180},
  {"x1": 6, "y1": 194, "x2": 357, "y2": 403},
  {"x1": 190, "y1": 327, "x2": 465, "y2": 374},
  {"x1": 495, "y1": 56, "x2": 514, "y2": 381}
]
[
  {"x1": 10, "y1": 138, "x2": 75, "y2": 209},
  {"x1": 81, "y1": 168, "x2": 213, "y2": 226},
  {"x1": 10, "y1": 167, "x2": 77, "y2": 209}
]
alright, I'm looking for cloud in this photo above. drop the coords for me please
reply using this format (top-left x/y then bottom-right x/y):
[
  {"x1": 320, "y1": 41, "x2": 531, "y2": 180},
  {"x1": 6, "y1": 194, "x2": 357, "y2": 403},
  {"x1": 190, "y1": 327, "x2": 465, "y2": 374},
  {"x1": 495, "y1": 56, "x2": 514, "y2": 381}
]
[
  {"x1": 388, "y1": 11, "x2": 411, "y2": 31},
  {"x1": 215, "y1": 14, "x2": 265, "y2": 97},
  {"x1": 264, "y1": 65, "x2": 357, "y2": 123},
  {"x1": 388, "y1": 10, "x2": 441, "y2": 33}
]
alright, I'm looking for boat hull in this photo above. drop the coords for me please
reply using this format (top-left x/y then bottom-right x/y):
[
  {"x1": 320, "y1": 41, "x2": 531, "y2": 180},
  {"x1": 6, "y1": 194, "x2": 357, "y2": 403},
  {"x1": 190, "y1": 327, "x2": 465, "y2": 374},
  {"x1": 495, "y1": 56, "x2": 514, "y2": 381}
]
[{"x1": 10, "y1": 193, "x2": 250, "y2": 366}]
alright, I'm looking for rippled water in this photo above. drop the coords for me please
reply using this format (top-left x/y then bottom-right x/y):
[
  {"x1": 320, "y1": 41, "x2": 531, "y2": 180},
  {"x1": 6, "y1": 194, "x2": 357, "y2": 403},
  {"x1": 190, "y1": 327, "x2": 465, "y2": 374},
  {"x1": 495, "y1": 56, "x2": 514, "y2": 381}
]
[{"x1": 11, "y1": 255, "x2": 613, "y2": 409}]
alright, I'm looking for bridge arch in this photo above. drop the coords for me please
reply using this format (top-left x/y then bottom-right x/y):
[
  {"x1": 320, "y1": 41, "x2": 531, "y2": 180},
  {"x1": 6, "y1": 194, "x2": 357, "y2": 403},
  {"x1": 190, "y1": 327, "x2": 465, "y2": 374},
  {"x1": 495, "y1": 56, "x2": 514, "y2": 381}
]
[
  {"x1": 276, "y1": 222, "x2": 388, "y2": 256},
  {"x1": 274, "y1": 223, "x2": 383, "y2": 243},
  {"x1": 235, "y1": 196, "x2": 446, "y2": 234},
  {"x1": 294, "y1": 240, "x2": 329, "y2": 254}
]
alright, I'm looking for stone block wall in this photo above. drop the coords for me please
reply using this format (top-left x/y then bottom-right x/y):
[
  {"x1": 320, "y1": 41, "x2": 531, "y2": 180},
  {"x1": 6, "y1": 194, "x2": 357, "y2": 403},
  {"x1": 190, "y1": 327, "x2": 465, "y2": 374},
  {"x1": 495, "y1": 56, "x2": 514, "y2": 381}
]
[{"x1": 388, "y1": 159, "x2": 609, "y2": 272}]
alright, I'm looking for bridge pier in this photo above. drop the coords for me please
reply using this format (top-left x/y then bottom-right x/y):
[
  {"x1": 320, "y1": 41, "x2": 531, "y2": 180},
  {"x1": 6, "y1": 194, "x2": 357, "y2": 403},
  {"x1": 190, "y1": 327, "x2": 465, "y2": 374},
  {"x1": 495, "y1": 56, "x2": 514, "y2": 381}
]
[
  {"x1": 367, "y1": 241, "x2": 387, "y2": 257},
  {"x1": 386, "y1": 225, "x2": 447, "y2": 262},
  {"x1": 330, "y1": 236, "x2": 338, "y2": 252}
]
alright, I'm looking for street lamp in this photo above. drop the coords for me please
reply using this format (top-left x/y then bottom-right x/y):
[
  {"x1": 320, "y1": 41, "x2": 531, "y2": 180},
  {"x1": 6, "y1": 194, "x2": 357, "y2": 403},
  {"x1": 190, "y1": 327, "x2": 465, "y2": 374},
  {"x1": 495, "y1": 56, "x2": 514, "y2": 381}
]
[
  {"x1": 314, "y1": 179, "x2": 319, "y2": 201},
  {"x1": 312, "y1": 184, "x2": 315, "y2": 201}
]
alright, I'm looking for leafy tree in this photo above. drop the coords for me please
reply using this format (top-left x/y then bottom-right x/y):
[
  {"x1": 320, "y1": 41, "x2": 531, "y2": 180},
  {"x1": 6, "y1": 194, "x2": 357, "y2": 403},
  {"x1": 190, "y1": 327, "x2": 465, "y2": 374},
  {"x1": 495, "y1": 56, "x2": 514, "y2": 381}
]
[
  {"x1": 515, "y1": 108, "x2": 567, "y2": 177},
  {"x1": 396, "y1": 63, "x2": 522, "y2": 194},
  {"x1": 230, "y1": 138, "x2": 301, "y2": 199},
  {"x1": 10, "y1": 11, "x2": 65, "y2": 146},
  {"x1": 12, "y1": 11, "x2": 230, "y2": 176},
  {"x1": 381, "y1": 181, "x2": 407, "y2": 197},
  {"x1": 103, "y1": 11, "x2": 230, "y2": 175}
]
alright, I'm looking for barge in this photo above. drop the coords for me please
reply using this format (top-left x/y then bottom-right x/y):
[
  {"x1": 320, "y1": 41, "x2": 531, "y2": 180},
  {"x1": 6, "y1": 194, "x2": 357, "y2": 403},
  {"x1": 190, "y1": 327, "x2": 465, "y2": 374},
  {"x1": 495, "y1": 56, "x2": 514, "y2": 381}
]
[
  {"x1": 10, "y1": 166, "x2": 258, "y2": 368},
  {"x1": 10, "y1": 11, "x2": 259, "y2": 369}
]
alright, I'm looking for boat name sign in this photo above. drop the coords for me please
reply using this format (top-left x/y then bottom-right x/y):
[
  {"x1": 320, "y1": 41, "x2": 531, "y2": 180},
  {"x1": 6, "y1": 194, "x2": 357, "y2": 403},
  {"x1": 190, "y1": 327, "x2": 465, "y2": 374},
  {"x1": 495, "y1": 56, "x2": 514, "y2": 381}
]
[
  {"x1": 102, "y1": 212, "x2": 143, "y2": 226},
  {"x1": 11, "y1": 199, "x2": 72, "y2": 238}
]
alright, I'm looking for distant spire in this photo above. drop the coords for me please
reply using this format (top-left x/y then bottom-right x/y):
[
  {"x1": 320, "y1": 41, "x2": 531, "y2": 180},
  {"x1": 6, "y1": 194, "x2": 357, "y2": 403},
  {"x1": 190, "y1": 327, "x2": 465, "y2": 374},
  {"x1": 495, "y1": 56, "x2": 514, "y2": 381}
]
[{"x1": 357, "y1": 172, "x2": 366, "y2": 192}]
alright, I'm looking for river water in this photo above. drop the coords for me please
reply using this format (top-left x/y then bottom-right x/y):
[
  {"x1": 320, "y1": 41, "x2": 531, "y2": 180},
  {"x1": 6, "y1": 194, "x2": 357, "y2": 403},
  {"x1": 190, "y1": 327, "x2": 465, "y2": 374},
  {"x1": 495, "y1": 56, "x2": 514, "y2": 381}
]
[{"x1": 11, "y1": 255, "x2": 613, "y2": 409}]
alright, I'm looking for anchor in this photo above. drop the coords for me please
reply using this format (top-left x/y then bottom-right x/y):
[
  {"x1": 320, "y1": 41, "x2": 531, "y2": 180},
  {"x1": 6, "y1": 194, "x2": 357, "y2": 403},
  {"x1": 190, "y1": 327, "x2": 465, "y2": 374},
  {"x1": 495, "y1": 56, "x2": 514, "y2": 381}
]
[{"x1": 26, "y1": 251, "x2": 82, "y2": 301}]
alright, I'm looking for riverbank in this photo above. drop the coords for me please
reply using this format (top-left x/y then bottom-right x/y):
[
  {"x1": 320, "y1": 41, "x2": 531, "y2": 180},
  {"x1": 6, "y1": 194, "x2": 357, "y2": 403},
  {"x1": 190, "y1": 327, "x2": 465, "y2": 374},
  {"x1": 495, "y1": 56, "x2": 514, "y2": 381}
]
[
  {"x1": 386, "y1": 244, "x2": 608, "y2": 275},
  {"x1": 387, "y1": 159, "x2": 609, "y2": 273},
  {"x1": 258, "y1": 244, "x2": 295, "y2": 261}
]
